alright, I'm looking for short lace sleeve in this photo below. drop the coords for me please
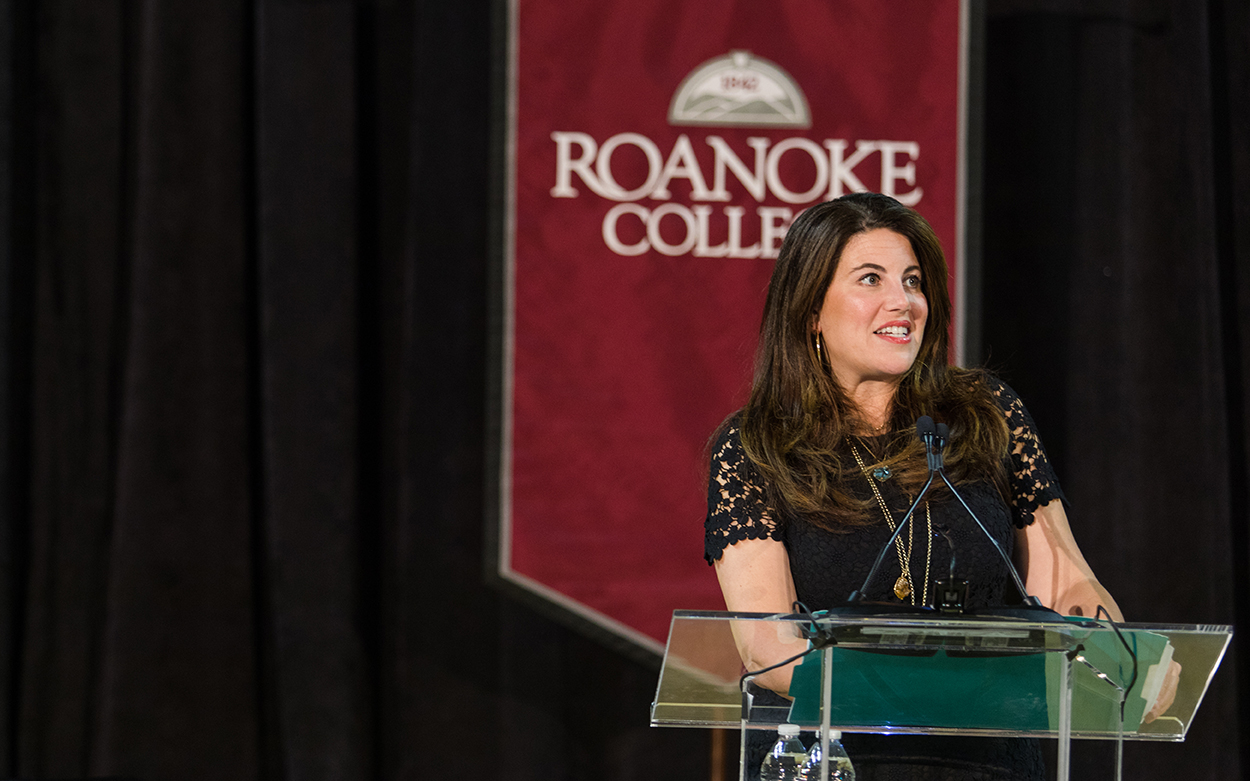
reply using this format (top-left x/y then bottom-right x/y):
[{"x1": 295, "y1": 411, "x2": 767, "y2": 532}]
[
  {"x1": 704, "y1": 421, "x2": 782, "y2": 563},
  {"x1": 989, "y1": 378, "x2": 1067, "y2": 527}
]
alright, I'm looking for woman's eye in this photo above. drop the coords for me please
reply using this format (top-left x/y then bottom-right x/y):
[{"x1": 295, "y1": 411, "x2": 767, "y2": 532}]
[
  {"x1": 860, "y1": 273, "x2": 880, "y2": 285},
  {"x1": 905, "y1": 275, "x2": 922, "y2": 288}
]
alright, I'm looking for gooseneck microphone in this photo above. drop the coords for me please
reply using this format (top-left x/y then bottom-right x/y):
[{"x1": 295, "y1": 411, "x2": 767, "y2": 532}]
[
  {"x1": 926, "y1": 421, "x2": 1044, "y2": 611},
  {"x1": 846, "y1": 417, "x2": 940, "y2": 604},
  {"x1": 847, "y1": 416, "x2": 1051, "y2": 614}
]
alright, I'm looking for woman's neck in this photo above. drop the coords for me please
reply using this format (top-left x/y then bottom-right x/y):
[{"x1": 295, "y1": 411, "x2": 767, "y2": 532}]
[{"x1": 844, "y1": 379, "x2": 898, "y2": 433}]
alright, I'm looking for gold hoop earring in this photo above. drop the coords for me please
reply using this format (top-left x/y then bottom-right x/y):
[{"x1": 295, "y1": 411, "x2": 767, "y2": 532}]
[{"x1": 815, "y1": 332, "x2": 825, "y2": 363}]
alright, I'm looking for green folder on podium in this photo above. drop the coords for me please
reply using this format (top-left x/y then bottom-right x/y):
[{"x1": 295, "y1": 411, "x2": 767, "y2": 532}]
[{"x1": 786, "y1": 616, "x2": 1172, "y2": 732}]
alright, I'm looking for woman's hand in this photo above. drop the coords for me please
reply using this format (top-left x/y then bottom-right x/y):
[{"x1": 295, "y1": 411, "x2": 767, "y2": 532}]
[
  {"x1": 1144, "y1": 659, "x2": 1182, "y2": 723},
  {"x1": 1015, "y1": 503, "x2": 1183, "y2": 725}
]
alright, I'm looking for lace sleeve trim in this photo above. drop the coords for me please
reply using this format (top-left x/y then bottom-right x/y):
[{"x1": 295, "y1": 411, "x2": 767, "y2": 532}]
[
  {"x1": 704, "y1": 424, "x2": 781, "y2": 563},
  {"x1": 989, "y1": 378, "x2": 1067, "y2": 527}
]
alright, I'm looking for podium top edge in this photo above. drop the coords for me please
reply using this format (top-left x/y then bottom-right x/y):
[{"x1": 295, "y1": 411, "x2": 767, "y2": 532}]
[{"x1": 669, "y1": 608, "x2": 1233, "y2": 635}]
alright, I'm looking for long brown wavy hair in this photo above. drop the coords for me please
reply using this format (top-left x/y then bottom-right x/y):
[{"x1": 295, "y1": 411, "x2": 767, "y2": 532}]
[{"x1": 737, "y1": 193, "x2": 1010, "y2": 529}]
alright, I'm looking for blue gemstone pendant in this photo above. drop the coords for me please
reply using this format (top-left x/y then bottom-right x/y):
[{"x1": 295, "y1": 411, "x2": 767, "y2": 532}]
[{"x1": 872, "y1": 466, "x2": 892, "y2": 482}]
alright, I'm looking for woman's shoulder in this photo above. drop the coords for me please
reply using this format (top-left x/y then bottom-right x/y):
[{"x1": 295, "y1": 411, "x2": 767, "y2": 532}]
[
  {"x1": 945, "y1": 367, "x2": 1020, "y2": 410},
  {"x1": 709, "y1": 410, "x2": 747, "y2": 461},
  {"x1": 952, "y1": 370, "x2": 1050, "y2": 457}
]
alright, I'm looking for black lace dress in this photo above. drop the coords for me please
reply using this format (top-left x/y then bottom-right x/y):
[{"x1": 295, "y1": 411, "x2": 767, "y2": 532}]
[{"x1": 704, "y1": 379, "x2": 1063, "y2": 781}]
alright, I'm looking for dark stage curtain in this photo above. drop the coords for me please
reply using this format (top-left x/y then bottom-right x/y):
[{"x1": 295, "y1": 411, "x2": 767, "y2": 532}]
[
  {"x1": 0, "y1": 2, "x2": 708, "y2": 780},
  {"x1": 980, "y1": 1, "x2": 1250, "y2": 779},
  {"x1": 0, "y1": 1, "x2": 1245, "y2": 780}
]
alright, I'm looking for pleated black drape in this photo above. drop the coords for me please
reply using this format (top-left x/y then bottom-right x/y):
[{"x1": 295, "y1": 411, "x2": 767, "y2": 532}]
[
  {"x1": 980, "y1": 2, "x2": 1250, "y2": 778},
  {"x1": 0, "y1": 1, "x2": 1246, "y2": 781}
]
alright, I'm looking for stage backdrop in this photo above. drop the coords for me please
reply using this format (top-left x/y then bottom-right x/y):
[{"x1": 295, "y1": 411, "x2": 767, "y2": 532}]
[{"x1": 493, "y1": 0, "x2": 970, "y2": 654}]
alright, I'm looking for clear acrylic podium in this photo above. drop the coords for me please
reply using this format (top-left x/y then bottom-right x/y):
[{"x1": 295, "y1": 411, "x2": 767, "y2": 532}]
[{"x1": 651, "y1": 610, "x2": 1231, "y2": 781}]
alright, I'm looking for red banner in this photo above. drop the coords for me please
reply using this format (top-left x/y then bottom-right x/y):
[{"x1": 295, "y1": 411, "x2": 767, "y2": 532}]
[{"x1": 498, "y1": 0, "x2": 967, "y2": 652}]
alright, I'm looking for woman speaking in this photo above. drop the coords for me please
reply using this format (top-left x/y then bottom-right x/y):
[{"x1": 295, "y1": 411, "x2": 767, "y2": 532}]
[{"x1": 704, "y1": 192, "x2": 1135, "y2": 779}]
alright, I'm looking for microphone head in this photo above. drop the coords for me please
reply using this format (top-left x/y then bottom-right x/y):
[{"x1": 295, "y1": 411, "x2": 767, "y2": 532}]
[
  {"x1": 915, "y1": 415, "x2": 936, "y2": 440},
  {"x1": 935, "y1": 422, "x2": 950, "y2": 440}
]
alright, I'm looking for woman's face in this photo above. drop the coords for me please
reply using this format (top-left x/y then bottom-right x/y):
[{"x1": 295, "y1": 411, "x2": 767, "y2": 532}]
[{"x1": 813, "y1": 228, "x2": 928, "y2": 391}]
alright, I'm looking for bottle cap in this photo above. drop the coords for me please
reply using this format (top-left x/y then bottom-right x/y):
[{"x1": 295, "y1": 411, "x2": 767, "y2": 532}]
[{"x1": 777, "y1": 723, "x2": 801, "y2": 736}]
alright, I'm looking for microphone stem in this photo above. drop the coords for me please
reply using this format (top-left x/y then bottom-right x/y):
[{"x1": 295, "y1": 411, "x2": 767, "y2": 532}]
[
  {"x1": 849, "y1": 471, "x2": 936, "y2": 602},
  {"x1": 935, "y1": 469, "x2": 1038, "y2": 605}
]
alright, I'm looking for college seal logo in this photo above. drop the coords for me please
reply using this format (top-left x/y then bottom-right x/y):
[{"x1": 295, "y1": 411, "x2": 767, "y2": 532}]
[{"x1": 667, "y1": 50, "x2": 811, "y2": 128}]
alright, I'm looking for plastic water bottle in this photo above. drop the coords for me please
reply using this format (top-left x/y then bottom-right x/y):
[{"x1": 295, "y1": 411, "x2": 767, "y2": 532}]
[
  {"x1": 798, "y1": 730, "x2": 855, "y2": 781},
  {"x1": 760, "y1": 723, "x2": 807, "y2": 781}
]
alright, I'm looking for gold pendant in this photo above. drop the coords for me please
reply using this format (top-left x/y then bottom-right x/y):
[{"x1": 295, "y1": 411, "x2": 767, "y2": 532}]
[{"x1": 894, "y1": 575, "x2": 911, "y2": 600}]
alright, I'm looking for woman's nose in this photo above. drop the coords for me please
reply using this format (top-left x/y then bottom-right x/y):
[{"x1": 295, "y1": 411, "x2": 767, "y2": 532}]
[{"x1": 884, "y1": 280, "x2": 911, "y2": 311}]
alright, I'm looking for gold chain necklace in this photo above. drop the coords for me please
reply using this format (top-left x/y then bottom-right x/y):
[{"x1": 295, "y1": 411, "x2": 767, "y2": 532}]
[{"x1": 850, "y1": 442, "x2": 932, "y2": 606}]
